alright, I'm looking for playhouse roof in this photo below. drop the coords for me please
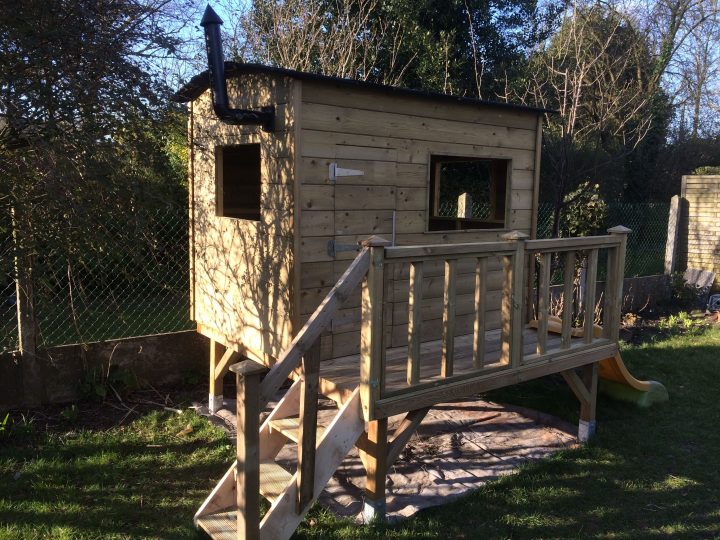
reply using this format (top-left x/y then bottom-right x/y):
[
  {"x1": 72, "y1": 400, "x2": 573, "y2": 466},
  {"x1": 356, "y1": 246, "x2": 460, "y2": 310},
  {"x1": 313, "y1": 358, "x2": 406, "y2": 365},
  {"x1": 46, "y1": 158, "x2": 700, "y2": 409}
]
[{"x1": 172, "y1": 62, "x2": 551, "y2": 115}]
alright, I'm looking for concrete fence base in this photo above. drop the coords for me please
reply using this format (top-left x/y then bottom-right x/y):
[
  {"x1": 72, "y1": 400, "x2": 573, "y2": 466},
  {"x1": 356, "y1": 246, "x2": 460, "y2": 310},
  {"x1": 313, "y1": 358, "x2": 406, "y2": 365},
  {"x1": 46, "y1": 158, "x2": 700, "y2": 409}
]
[{"x1": 0, "y1": 330, "x2": 208, "y2": 410}]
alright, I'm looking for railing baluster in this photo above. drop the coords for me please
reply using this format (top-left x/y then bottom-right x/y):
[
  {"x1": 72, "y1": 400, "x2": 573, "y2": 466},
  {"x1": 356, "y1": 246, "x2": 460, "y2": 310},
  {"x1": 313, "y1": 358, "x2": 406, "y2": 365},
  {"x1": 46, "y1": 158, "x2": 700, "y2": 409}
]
[
  {"x1": 583, "y1": 249, "x2": 599, "y2": 344},
  {"x1": 561, "y1": 250, "x2": 575, "y2": 349},
  {"x1": 441, "y1": 259, "x2": 456, "y2": 378},
  {"x1": 407, "y1": 261, "x2": 423, "y2": 385},
  {"x1": 537, "y1": 252, "x2": 551, "y2": 355},
  {"x1": 296, "y1": 340, "x2": 320, "y2": 514},
  {"x1": 472, "y1": 257, "x2": 487, "y2": 369}
]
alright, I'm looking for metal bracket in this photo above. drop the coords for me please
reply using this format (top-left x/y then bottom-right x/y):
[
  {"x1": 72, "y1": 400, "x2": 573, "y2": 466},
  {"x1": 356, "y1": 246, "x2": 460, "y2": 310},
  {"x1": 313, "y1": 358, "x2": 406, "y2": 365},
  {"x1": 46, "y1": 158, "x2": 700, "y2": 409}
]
[
  {"x1": 327, "y1": 239, "x2": 361, "y2": 258},
  {"x1": 329, "y1": 162, "x2": 364, "y2": 183}
]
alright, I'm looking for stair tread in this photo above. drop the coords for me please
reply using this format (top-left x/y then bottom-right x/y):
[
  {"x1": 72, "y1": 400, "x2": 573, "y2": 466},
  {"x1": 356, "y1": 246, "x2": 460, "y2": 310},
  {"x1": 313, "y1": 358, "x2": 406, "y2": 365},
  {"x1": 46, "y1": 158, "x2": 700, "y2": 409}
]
[
  {"x1": 269, "y1": 417, "x2": 326, "y2": 443},
  {"x1": 259, "y1": 460, "x2": 293, "y2": 503},
  {"x1": 196, "y1": 509, "x2": 236, "y2": 539}
]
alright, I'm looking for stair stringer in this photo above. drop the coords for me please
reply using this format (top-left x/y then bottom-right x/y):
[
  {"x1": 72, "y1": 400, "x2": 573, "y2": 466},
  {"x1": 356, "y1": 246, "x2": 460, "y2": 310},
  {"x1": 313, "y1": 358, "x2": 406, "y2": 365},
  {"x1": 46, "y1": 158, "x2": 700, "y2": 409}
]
[
  {"x1": 194, "y1": 379, "x2": 303, "y2": 523},
  {"x1": 259, "y1": 387, "x2": 365, "y2": 540}
]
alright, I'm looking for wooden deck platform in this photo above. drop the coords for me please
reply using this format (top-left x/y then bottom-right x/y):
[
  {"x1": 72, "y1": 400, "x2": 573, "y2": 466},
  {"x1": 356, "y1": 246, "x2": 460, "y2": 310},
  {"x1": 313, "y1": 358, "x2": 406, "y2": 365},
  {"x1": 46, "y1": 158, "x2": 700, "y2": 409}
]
[{"x1": 314, "y1": 327, "x2": 563, "y2": 393}]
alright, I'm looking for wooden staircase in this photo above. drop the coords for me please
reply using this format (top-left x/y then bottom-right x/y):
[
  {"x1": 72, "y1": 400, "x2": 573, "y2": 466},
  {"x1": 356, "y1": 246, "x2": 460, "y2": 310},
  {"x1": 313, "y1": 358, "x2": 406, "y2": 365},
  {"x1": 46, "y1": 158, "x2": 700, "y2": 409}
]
[
  {"x1": 196, "y1": 378, "x2": 365, "y2": 540},
  {"x1": 195, "y1": 239, "x2": 380, "y2": 540}
]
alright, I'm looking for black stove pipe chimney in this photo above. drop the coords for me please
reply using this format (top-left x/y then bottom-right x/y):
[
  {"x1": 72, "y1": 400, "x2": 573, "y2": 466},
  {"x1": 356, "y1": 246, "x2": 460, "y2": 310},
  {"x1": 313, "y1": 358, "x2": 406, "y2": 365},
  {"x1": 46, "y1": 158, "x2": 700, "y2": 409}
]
[{"x1": 201, "y1": 5, "x2": 274, "y2": 131}]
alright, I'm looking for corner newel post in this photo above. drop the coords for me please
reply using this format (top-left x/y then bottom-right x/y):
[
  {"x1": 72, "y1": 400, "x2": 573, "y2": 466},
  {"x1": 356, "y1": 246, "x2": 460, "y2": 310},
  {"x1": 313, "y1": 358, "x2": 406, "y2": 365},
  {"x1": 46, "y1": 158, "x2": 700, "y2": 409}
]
[
  {"x1": 500, "y1": 231, "x2": 529, "y2": 368},
  {"x1": 229, "y1": 360, "x2": 267, "y2": 540},
  {"x1": 605, "y1": 226, "x2": 631, "y2": 343},
  {"x1": 359, "y1": 235, "x2": 391, "y2": 524},
  {"x1": 359, "y1": 235, "x2": 391, "y2": 421}
]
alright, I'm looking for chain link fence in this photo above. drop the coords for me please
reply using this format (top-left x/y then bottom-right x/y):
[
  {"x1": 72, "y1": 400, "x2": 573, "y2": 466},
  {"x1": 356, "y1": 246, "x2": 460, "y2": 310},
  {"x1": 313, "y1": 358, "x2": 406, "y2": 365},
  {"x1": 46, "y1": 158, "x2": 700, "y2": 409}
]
[
  {"x1": 537, "y1": 202, "x2": 670, "y2": 277},
  {"x1": 1, "y1": 199, "x2": 671, "y2": 354},
  {"x1": 1, "y1": 233, "x2": 19, "y2": 353},
  {"x1": 1, "y1": 207, "x2": 193, "y2": 354}
]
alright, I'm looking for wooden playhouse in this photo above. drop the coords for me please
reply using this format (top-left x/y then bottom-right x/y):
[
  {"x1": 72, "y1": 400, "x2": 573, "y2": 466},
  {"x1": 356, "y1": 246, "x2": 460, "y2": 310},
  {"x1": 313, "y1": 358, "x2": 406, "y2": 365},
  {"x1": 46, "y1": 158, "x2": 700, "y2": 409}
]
[{"x1": 171, "y1": 8, "x2": 648, "y2": 539}]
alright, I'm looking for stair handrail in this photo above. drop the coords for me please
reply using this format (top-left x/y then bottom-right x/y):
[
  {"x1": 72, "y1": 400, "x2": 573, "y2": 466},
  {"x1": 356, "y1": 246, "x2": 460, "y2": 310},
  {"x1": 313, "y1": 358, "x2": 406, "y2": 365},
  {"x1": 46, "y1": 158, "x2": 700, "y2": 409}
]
[{"x1": 259, "y1": 238, "x2": 382, "y2": 407}]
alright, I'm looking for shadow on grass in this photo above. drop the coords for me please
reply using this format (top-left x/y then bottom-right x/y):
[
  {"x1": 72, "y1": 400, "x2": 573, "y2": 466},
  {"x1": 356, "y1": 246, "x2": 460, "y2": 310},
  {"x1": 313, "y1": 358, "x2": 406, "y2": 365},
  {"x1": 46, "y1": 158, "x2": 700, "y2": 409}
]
[{"x1": 0, "y1": 410, "x2": 231, "y2": 539}]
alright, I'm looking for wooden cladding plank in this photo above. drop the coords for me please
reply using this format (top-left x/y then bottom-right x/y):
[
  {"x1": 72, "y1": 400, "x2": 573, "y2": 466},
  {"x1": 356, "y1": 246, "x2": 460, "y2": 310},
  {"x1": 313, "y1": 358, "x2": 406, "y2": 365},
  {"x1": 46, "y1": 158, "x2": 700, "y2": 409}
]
[
  {"x1": 473, "y1": 258, "x2": 487, "y2": 369},
  {"x1": 561, "y1": 251, "x2": 575, "y2": 349},
  {"x1": 392, "y1": 266, "x2": 503, "y2": 300},
  {"x1": 335, "y1": 185, "x2": 396, "y2": 210},
  {"x1": 301, "y1": 103, "x2": 537, "y2": 150},
  {"x1": 301, "y1": 81, "x2": 539, "y2": 130},
  {"x1": 301, "y1": 129, "x2": 537, "y2": 169},
  {"x1": 392, "y1": 289, "x2": 504, "y2": 325},
  {"x1": 299, "y1": 185, "x2": 334, "y2": 211},
  {"x1": 441, "y1": 259, "x2": 457, "y2": 378},
  {"x1": 300, "y1": 210, "x2": 334, "y2": 237},
  {"x1": 537, "y1": 252, "x2": 551, "y2": 355},
  {"x1": 583, "y1": 249, "x2": 599, "y2": 344},
  {"x1": 300, "y1": 157, "x2": 400, "y2": 184},
  {"x1": 396, "y1": 187, "x2": 427, "y2": 211},
  {"x1": 511, "y1": 189, "x2": 534, "y2": 210},
  {"x1": 407, "y1": 261, "x2": 423, "y2": 385}
]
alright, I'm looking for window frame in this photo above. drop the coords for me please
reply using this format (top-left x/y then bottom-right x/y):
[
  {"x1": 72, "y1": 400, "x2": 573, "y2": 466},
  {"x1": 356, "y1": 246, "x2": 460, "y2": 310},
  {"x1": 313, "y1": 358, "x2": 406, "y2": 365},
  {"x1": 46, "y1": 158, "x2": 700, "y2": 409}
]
[
  {"x1": 214, "y1": 143, "x2": 263, "y2": 222},
  {"x1": 426, "y1": 153, "x2": 512, "y2": 233}
]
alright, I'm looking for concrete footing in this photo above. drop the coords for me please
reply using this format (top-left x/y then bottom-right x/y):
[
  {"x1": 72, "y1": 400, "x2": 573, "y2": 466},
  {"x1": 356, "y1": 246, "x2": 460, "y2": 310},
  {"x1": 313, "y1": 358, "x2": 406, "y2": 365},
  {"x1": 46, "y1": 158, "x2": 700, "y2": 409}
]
[
  {"x1": 208, "y1": 393, "x2": 224, "y2": 414},
  {"x1": 362, "y1": 498, "x2": 386, "y2": 523},
  {"x1": 578, "y1": 419, "x2": 596, "y2": 442}
]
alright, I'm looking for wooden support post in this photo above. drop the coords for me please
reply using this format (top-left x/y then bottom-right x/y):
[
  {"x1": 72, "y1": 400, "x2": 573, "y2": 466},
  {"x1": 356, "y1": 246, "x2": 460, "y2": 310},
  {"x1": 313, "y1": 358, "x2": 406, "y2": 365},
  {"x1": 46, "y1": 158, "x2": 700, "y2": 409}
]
[
  {"x1": 561, "y1": 251, "x2": 575, "y2": 349},
  {"x1": 561, "y1": 363, "x2": 598, "y2": 443},
  {"x1": 229, "y1": 360, "x2": 267, "y2": 540},
  {"x1": 209, "y1": 339, "x2": 226, "y2": 414},
  {"x1": 362, "y1": 418, "x2": 388, "y2": 523},
  {"x1": 579, "y1": 362, "x2": 598, "y2": 442},
  {"x1": 441, "y1": 259, "x2": 457, "y2": 378},
  {"x1": 605, "y1": 226, "x2": 631, "y2": 342},
  {"x1": 500, "y1": 231, "x2": 529, "y2": 367},
  {"x1": 360, "y1": 236, "x2": 391, "y2": 421},
  {"x1": 296, "y1": 341, "x2": 320, "y2": 514}
]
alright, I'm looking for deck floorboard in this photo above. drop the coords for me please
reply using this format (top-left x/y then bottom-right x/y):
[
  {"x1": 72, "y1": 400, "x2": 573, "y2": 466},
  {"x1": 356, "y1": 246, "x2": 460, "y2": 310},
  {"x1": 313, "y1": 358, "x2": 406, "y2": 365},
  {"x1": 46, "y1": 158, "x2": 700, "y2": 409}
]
[{"x1": 316, "y1": 327, "x2": 564, "y2": 392}]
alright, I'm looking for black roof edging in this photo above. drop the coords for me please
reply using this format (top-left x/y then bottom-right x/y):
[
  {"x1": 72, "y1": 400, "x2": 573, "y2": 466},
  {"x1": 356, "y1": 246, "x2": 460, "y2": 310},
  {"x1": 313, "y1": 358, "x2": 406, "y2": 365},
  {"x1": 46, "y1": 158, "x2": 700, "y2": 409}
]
[{"x1": 171, "y1": 62, "x2": 554, "y2": 115}]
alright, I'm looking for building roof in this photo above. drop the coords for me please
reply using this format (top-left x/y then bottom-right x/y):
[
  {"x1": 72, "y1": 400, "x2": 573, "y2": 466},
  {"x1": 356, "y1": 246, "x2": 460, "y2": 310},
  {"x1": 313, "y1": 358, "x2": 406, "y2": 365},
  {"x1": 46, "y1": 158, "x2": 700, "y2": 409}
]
[{"x1": 171, "y1": 62, "x2": 551, "y2": 115}]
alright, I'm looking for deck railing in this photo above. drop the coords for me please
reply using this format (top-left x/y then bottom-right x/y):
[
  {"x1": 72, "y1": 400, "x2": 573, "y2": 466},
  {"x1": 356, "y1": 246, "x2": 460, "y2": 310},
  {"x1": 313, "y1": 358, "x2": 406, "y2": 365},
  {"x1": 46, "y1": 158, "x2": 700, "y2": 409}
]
[
  {"x1": 222, "y1": 227, "x2": 630, "y2": 534},
  {"x1": 360, "y1": 226, "x2": 631, "y2": 420}
]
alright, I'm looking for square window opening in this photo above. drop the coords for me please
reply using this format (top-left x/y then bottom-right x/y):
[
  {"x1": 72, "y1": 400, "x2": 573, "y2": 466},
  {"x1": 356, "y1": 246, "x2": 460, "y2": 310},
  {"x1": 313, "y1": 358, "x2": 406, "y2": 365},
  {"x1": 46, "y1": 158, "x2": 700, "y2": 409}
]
[
  {"x1": 428, "y1": 156, "x2": 509, "y2": 231},
  {"x1": 216, "y1": 144, "x2": 261, "y2": 221}
]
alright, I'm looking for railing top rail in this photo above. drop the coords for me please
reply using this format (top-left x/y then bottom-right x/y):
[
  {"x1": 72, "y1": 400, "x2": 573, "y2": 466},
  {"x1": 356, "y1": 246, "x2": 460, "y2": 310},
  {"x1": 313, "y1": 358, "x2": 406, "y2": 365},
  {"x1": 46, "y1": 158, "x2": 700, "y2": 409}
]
[
  {"x1": 384, "y1": 240, "x2": 517, "y2": 261},
  {"x1": 259, "y1": 246, "x2": 371, "y2": 407},
  {"x1": 525, "y1": 235, "x2": 621, "y2": 253}
]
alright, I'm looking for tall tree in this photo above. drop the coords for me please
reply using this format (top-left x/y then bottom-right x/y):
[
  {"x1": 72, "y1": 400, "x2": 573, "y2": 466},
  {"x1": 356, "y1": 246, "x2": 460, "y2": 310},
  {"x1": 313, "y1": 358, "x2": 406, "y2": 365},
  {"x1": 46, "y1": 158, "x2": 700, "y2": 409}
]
[
  {"x1": 219, "y1": 0, "x2": 562, "y2": 99},
  {"x1": 513, "y1": 4, "x2": 665, "y2": 234},
  {"x1": 0, "y1": 0, "x2": 188, "y2": 321}
]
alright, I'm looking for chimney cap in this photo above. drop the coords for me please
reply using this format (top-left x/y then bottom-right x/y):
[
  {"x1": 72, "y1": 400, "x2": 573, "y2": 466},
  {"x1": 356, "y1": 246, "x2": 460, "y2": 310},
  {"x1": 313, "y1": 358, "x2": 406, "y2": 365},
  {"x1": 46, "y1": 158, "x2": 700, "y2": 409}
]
[{"x1": 200, "y1": 4, "x2": 223, "y2": 26}]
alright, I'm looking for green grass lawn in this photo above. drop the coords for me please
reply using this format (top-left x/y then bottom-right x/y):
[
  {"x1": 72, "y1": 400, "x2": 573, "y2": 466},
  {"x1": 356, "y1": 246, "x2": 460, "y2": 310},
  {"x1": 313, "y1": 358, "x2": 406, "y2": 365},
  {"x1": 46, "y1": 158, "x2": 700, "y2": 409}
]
[{"x1": 2, "y1": 328, "x2": 720, "y2": 539}]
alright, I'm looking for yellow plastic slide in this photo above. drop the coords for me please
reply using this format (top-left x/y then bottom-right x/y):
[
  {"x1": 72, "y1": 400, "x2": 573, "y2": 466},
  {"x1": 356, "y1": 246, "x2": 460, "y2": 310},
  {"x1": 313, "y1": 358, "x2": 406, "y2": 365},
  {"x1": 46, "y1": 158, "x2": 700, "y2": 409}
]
[{"x1": 529, "y1": 315, "x2": 668, "y2": 406}]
